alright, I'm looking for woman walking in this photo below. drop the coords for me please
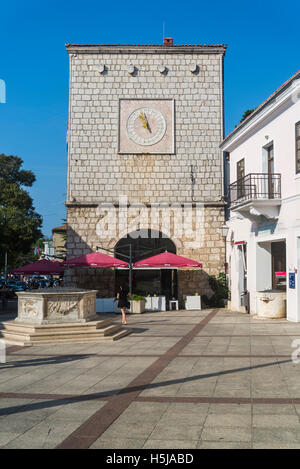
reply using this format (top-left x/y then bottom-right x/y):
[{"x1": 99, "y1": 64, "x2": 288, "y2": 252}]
[
  {"x1": 1, "y1": 283, "x2": 8, "y2": 311},
  {"x1": 116, "y1": 285, "x2": 130, "y2": 325}
]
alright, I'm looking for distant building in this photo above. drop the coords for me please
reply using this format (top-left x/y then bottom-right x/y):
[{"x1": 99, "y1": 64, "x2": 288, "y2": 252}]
[
  {"x1": 221, "y1": 71, "x2": 300, "y2": 321},
  {"x1": 52, "y1": 225, "x2": 67, "y2": 258},
  {"x1": 42, "y1": 240, "x2": 54, "y2": 258}
]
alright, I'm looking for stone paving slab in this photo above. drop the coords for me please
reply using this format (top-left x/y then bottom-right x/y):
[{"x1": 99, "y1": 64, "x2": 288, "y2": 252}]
[
  {"x1": 2, "y1": 308, "x2": 300, "y2": 449},
  {"x1": 91, "y1": 437, "x2": 146, "y2": 449},
  {"x1": 201, "y1": 426, "x2": 252, "y2": 443},
  {"x1": 198, "y1": 441, "x2": 252, "y2": 449},
  {"x1": 144, "y1": 439, "x2": 198, "y2": 449},
  {"x1": 2, "y1": 421, "x2": 86, "y2": 449}
]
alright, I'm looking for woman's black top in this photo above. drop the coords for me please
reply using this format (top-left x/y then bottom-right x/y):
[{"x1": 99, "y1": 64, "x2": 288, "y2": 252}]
[{"x1": 117, "y1": 289, "x2": 129, "y2": 308}]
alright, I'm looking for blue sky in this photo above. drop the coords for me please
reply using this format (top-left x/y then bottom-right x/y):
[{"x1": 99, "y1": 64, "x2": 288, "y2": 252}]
[{"x1": 0, "y1": 0, "x2": 299, "y2": 237}]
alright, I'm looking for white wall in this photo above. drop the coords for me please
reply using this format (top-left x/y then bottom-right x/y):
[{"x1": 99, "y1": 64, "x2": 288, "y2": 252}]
[
  {"x1": 223, "y1": 85, "x2": 300, "y2": 320},
  {"x1": 228, "y1": 97, "x2": 300, "y2": 200},
  {"x1": 297, "y1": 237, "x2": 300, "y2": 320},
  {"x1": 256, "y1": 242, "x2": 272, "y2": 291},
  {"x1": 226, "y1": 172, "x2": 300, "y2": 320}
]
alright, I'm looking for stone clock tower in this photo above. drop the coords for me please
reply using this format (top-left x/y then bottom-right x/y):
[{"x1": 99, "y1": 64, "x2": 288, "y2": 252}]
[{"x1": 65, "y1": 38, "x2": 227, "y2": 305}]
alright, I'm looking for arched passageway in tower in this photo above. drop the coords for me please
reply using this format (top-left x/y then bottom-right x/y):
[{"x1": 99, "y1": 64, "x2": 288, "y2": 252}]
[{"x1": 114, "y1": 229, "x2": 177, "y2": 299}]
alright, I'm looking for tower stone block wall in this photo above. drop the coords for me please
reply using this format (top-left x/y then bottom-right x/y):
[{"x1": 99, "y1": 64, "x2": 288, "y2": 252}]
[{"x1": 65, "y1": 43, "x2": 227, "y2": 304}]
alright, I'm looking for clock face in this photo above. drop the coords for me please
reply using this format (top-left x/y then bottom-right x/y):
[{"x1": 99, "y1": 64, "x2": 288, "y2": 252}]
[
  {"x1": 127, "y1": 107, "x2": 166, "y2": 146},
  {"x1": 119, "y1": 99, "x2": 174, "y2": 154}
]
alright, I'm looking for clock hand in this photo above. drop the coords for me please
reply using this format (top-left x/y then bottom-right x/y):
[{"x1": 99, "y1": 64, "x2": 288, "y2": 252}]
[
  {"x1": 138, "y1": 112, "x2": 150, "y2": 131},
  {"x1": 144, "y1": 113, "x2": 152, "y2": 133}
]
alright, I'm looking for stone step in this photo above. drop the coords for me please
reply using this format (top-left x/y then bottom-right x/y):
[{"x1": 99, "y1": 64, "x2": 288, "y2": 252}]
[
  {"x1": 2, "y1": 328, "x2": 132, "y2": 346},
  {"x1": 3, "y1": 318, "x2": 115, "y2": 335},
  {"x1": 0, "y1": 319, "x2": 132, "y2": 346},
  {"x1": 1, "y1": 324, "x2": 122, "y2": 341}
]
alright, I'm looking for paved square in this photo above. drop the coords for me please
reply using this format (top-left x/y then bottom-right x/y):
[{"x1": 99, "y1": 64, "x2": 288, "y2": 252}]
[{"x1": 1, "y1": 308, "x2": 300, "y2": 449}]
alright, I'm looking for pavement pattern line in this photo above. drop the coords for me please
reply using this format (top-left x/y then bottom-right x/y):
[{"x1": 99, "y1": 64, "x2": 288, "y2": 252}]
[
  {"x1": 5, "y1": 353, "x2": 164, "y2": 359},
  {"x1": 3, "y1": 392, "x2": 300, "y2": 406},
  {"x1": 189, "y1": 334, "x2": 300, "y2": 337},
  {"x1": 0, "y1": 392, "x2": 112, "y2": 403},
  {"x1": 135, "y1": 396, "x2": 300, "y2": 404},
  {"x1": 4, "y1": 353, "x2": 293, "y2": 359},
  {"x1": 56, "y1": 309, "x2": 219, "y2": 449}
]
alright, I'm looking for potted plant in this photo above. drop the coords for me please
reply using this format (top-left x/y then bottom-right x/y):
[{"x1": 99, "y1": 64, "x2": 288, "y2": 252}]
[
  {"x1": 202, "y1": 272, "x2": 229, "y2": 308},
  {"x1": 129, "y1": 294, "x2": 146, "y2": 314}
]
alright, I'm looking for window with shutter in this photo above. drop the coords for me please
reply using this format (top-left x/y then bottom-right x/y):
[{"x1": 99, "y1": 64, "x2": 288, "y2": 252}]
[{"x1": 296, "y1": 122, "x2": 300, "y2": 174}]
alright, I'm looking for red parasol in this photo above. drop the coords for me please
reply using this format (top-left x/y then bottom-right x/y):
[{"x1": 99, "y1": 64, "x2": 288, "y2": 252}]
[
  {"x1": 134, "y1": 251, "x2": 202, "y2": 268},
  {"x1": 63, "y1": 252, "x2": 128, "y2": 268},
  {"x1": 12, "y1": 259, "x2": 64, "y2": 275}
]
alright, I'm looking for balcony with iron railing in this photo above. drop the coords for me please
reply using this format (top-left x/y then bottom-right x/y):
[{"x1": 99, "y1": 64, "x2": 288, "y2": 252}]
[{"x1": 229, "y1": 173, "x2": 282, "y2": 219}]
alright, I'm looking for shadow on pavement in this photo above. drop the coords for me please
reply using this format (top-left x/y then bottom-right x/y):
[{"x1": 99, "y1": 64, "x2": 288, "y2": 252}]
[
  {"x1": 0, "y1": 357, "x2": 292, "y2": 417},
  {"x1": 0, "y1": 354, "x2": 92, "y2": 370}
]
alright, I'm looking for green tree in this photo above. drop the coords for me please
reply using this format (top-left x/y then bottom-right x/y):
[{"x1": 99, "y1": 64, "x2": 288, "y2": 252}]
[
  {"x1": 0, "y1": 154, "x2": 43, "y2": 270},
  {"x1": 18, "y1": 237, "x2": 50, "y2": 266},
  {"x1": 240, "y1": 109, "x2": 255, "y2": 123}
]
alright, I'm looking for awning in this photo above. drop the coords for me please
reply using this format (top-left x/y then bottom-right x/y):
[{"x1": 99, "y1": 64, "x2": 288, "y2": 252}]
[
  {"x1": 12, "y1": 259, "x2": 65, "y2": 275},
  {"x1": 133, "y1": 251, "x2": 202, "y2": 268},
  {"x1": 63, "y1": 252, "x2": 128, "y2": 268}
]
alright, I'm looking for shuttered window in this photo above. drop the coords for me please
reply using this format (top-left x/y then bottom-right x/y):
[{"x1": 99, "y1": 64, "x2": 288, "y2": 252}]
[
  {"x1": 296, "y1": 122, "x2": 300, "y2": 174},
  {"x1": 237, "y1": 158, "x2": 245, "y2": 199}
]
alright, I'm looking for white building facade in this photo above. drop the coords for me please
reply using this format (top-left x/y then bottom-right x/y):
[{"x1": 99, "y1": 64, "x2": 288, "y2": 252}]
[{"x1": 221, "y1": 71, "x2": 300, "y2": 321}]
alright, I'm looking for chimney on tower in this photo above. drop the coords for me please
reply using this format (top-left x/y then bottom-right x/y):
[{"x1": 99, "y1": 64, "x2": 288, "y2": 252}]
[{"x1": 164, "y1": 37, "x2": 173, "y2": 46}]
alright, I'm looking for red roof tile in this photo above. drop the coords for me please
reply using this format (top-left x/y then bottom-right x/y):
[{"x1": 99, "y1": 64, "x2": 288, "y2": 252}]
[{"x1": 52, "y1": 224, "x2": 67, "y2": 233}]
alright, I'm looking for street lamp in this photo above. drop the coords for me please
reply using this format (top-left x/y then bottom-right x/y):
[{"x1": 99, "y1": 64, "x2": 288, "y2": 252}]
[{"x1": 221, "y1": 224, "x2": 229, "y2": 238}]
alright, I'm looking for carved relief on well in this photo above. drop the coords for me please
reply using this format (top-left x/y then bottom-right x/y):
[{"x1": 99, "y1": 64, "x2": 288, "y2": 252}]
[
  {"x1": 82, "y1": 294, "x2": 96, "y2": 317},
  {"x1": 47, "y1": 297, "x2": 78, "y2": 319},
  {"x1": 15, "y1": 290, "x2": 98, "y2": 324},
  {"x1": 21, "y1": 299, "x2": 39, "y2": 317}
]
